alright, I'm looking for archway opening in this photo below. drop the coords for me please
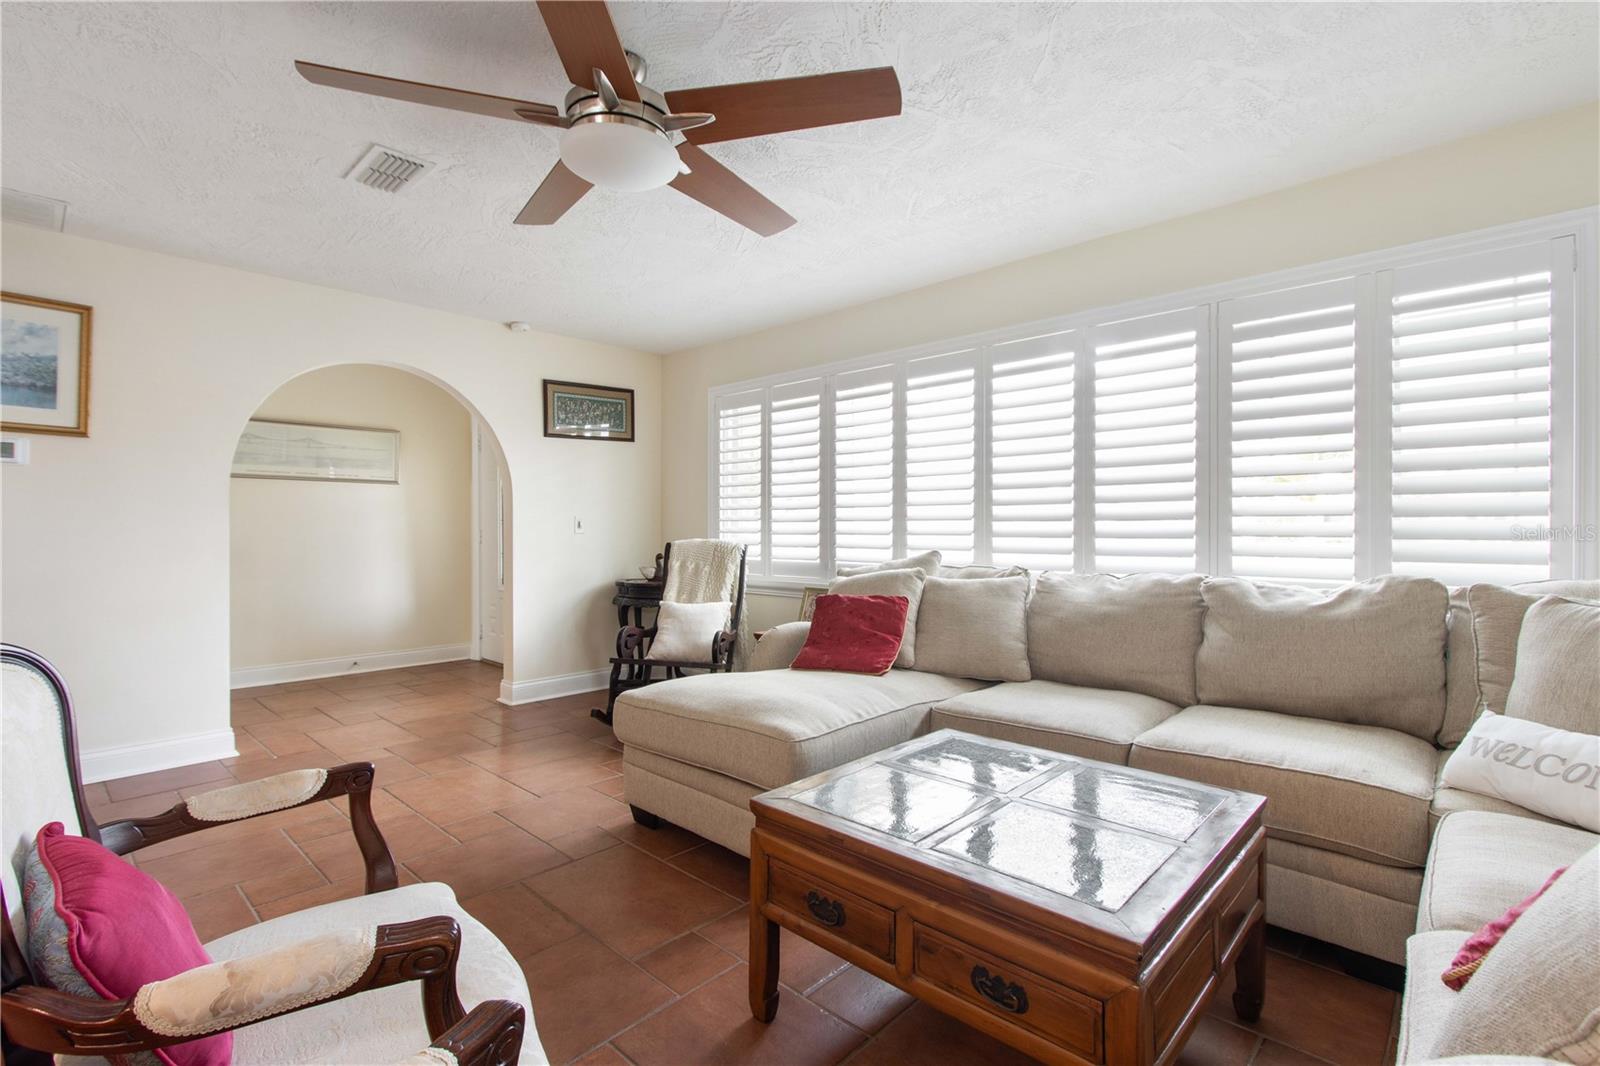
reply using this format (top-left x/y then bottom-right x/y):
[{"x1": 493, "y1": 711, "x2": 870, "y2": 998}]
[{"x1": 227, "y1": 363, "x2": 511, "y2": 703}]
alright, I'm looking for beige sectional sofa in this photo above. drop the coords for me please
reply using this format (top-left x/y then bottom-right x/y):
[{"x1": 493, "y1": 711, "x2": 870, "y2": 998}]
[{"x1": 613, "y1": 568, "x2": 1599, "y2": 977}]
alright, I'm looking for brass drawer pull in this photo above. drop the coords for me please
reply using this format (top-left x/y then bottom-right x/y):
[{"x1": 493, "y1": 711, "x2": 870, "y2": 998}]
[
  {"x1": 971, "y1": 965, "x2": 1029, "y2": 1014},
  {"x1": 804, "y1": 890, "x2": 845, "y2": 927}
]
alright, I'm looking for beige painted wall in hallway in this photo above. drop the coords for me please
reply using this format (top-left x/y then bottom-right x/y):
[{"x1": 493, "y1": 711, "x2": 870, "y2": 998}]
[{"x1": 230, "y1": 365, "x2": 473, "y2": 671}]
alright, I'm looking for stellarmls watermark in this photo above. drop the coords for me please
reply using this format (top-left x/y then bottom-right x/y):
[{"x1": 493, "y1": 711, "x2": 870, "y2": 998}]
[{"x1": 1510, "y1": 524, "x2": 1600, "y2": 542}]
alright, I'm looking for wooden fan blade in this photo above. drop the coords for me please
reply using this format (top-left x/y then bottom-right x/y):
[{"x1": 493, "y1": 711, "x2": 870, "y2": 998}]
[
  {"x1": 670, "y1": 144, "x2": 795, "y2": 237},
  {"x1": 664, "y1": 67, "x2": 900, "y2": 145},
  {"x1": 535, "y1": 1, "x2": 640, "y2": 102},
  {"x1": 294, "y1": 60, "x2": 560, "y2": 124},
  {"x1": 514, "y1": 162, "x2": 592, "y2": 225}
]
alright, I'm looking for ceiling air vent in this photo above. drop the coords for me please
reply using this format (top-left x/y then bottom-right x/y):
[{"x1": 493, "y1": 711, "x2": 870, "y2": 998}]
[
  {"x1": 346, "y1": 145, "x2": 433, "y2": 194},
  {"x1": 2, "y1": 188, "x2": 68, "y2": 231}
]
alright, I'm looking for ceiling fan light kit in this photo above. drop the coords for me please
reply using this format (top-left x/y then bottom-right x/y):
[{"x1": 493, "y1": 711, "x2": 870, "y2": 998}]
[{"x1": 295, "y1": 0, "x2": 901, "y2": 236}]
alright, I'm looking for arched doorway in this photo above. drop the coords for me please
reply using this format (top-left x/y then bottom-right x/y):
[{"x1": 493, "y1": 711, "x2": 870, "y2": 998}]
[{"x1": 227, "y1": 363, "x2": 511, "y2": 693}]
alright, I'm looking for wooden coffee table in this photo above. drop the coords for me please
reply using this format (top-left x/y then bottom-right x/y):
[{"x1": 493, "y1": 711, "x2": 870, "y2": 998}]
[{"x1": 748, "y1": 729, "x2": 1267, "y2": 1065}]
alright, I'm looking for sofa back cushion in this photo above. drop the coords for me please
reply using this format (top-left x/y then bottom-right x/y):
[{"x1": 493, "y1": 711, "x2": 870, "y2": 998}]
[
  {"x1": 914, "y1": 575, "x2": 1031, "y2": 682},
  {"x1": 1468, "y1": 580, "x2": 1600, "y2": 724},
  {"x1": 1196, "y1": 575, "x2": 1448, "y2": 738},
  {"x1": 1027, "y1": 572, "x2": 1204, "y2": 706},
  {"x1": 837, "y1": 551, "x2": 941, "y2": 578},
  {"x1": 827, "y1": 568, "x2": 926, "y2": 669},
  {"x1": 1504, "y1": 596, "x2": 1600, "y2": 736},
  {"x1": 937, "y1": 563, "x2": 1028, "y2": 580}
]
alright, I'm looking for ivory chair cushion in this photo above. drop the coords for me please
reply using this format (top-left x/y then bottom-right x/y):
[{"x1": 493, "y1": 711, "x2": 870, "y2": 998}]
[
  {"x1": 1027, "y1": 572, "x2": 1204, "y2": 706},
  {"x1": 1195, "y1": 575, "x2": 1448, "y2": 739},
  {"x1": 202, "y1": 881, "x2": 545, "y2": 1066},
  {"x1": 1426, "y1": 846, "x2": 1600, "y2": 1061},
  {"x1": 827, "y1": 568, "x2": 926, "y2": 668},
  {"x1": 1503, "y1": 596, "x2": 1600, "y2": 735},
  {"x1": 2, "y1": 658, "x2": 84, "y2": 951},
  {"x1": 913, "y1": 575, "x2": 1031, "y2": 682},
  {"x1": 649, "y1": 601, "x2": 731, "y2": 662}
]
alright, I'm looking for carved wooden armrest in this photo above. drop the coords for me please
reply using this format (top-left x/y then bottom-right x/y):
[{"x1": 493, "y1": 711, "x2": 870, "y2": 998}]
[
  {"x1": 401, "y1": 999, "x2": 525, "y2": 1066},
  {"x1": 97, "y1": 762, "x2": 397, "y2": 892},
  {"x1": 615, "y1": 624, "x2": 657, "y2": 659},
  {"x1": 711, "y1": 629, "x2": 737, "y2": 670},
  {"x1": 0, "y1": 917, "x2": 465, "y2": 1057}
]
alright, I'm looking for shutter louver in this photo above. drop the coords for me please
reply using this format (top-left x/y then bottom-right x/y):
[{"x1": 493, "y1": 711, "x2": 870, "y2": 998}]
[
  {"x1": 832, "y1": 365, "x2": 896, "y2": 568},
  {"x1": 714, "y1": 391, "x2": 764, "y2": 565},
  {"x1": 1388, "y1": 243, "x2": 1559, "y2": 585},
  {"x1": 988, "y1": 330, "x2": 1076, "y2": 569},
  {"x1": 1090, "y1": 309, "x2": 1203, "y2": 573},
  {"x1": 1221, "y1": 279, "x2": 1358, "y2": 584},
  {"x1": 768, "y1": 381, "x2": 822, "y2": 576},
  {"x1": 905, "y1": 352, "x2": 977, "y2": 565}
]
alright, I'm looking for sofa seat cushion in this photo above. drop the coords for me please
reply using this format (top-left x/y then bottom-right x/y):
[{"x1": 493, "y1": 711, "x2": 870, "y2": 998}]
[
  {"x1": 613, "y1": 669, "x2": 988, "y2": 790},
  {"x1": 204, "y1": 881, "x2": 544, "y2": 1065},
  {"x1": 1416, "y1": 810, "x2": 1597, "y2": 936},
  {"x1": 929, "y1": 680, "x2": 1177, "y2": 765},
  {"x1": 1130, "y1": 705, "x2": 1437, "y2": 867}
]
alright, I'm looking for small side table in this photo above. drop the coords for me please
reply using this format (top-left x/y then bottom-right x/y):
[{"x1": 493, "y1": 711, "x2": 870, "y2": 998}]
[{"x1": 613, "y1": 579, "x2": 663, "y2": 628}]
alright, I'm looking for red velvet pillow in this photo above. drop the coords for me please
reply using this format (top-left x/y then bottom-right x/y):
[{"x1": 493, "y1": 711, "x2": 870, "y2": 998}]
[
  {"x1": 792, "y1": 594, "x2": 909, "y2": 675},
  {"x1": 1441, "y1": 865, "x2": 1567, "y2": 990},
  {"x1": 24, "y1": 822, "x2": 229, "y2": 1066}
]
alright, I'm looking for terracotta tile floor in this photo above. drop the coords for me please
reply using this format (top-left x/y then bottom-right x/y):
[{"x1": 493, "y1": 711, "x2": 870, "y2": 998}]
[{"x1": 97, "y1": 661, "x2": 1403, "y2": 1066}]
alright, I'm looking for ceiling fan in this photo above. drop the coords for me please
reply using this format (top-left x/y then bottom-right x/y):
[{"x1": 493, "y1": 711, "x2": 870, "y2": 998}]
[{"x1": 295, "y1": 1, "x2": 901, "y2": 236}]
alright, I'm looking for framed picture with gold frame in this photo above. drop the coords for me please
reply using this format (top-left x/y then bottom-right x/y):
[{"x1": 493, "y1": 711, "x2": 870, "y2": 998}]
[
  {"x1": 543, "y1": 379, "x2": 634, "y2": 442},
  {"x1": 1, "y1": 291, "x2": 92, "y2": 436},
  {"x1": 799, "y1": 586, "x2": 827, "y2": 621}
]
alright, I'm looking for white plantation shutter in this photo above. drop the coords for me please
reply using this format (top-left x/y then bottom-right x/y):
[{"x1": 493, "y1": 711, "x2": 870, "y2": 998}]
[
  {"x1": 767, "y1": 380, "x2": 823, "y2": 576},
  {"x1": 905, "y1": 351, "x2": 978, "y2": 565},
  {"x1": 987, "y1": 330, "x2": 1076, "y2": 569},
  {"x1": 1220, "y1": 279, "x2": 1358, "y2": 584},
  {"x1": 832, "y1": 365, "x2": 896, "y2": 568},
  {"x1": 1386, "y1": 240, "x2": 1570, "y2": 585},
  {"x1": 1089, "y1": 308, "x2": 1206, "y2": 573},
  {"x1": 714, "y1": 390, "x2": 765, "y2": 566}
]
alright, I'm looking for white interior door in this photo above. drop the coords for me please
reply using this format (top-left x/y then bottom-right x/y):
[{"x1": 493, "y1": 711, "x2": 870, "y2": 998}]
[{"x1": 476, "y1": 423, "x2": 507, "y2": 665}]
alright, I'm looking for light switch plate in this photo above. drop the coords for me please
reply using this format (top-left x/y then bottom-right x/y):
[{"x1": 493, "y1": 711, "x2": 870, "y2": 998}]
[{"x1": 0, "y1": 438, "x2": 28, "y2": 463}]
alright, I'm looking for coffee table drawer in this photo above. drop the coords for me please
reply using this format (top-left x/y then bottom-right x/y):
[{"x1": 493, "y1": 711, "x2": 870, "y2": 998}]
[
  {"x1": 766, "y1": 860, "x2": 895, "y2": 961},
  {"x1": 912, "y1": 925, "x2": 1102, "y2": 1060}
]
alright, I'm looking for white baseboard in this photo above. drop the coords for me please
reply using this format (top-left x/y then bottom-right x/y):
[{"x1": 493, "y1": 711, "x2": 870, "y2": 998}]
[
  {"x1": 499, "y1": 668, "x2": 609, "y2": 706},
  {"x1": 231, "y1": 643, "x2": 473, "y2": 689},
  {"x1": 80, "y1": 728, "x2": 239, "y2": 785}
]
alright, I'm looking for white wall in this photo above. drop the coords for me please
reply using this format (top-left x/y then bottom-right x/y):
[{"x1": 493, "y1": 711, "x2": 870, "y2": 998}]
[
  {"x1": 0, "y1": 228, "x2": 661, "y2": 781},
  {"x1": 231, "y1": 365, "x2": 472, "y2": 676},
  {"x1": 660, "y1": 103, "x2": 1600, "y2": 632}
]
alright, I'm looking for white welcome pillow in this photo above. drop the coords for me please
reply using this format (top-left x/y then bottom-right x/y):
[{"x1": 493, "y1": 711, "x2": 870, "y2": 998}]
[
  {"x1": 650, "y1": 601, "x2": 731, "y2": 662},
  {"x1": 1441, "y1": 711, "x2": 1600, "y2": 832}
]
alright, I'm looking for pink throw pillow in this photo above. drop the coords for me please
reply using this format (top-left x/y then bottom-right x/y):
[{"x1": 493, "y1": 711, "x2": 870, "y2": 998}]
[
  {"x1": 24, "y1": 822, "x2": 230, "y2": 1066},
  {"x1": 1441, "y1": 865, "x2": 1567, "y2": 990}
]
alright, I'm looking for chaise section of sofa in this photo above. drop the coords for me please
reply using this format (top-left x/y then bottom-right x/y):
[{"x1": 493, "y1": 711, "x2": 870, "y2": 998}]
[{"x1": 613, "y1": 667, "x2": 988, "y2": 855}]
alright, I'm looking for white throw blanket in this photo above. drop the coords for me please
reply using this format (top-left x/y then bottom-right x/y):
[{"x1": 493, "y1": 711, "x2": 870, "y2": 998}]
[{"x1": 663, "y1": 539, "x2": 750, "y2": 670}]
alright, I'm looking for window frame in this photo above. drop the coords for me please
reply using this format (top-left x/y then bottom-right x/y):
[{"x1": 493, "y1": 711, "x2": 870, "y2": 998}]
[{"x1": 708, "y1": 208, "x2": 1598, "y2": 591}]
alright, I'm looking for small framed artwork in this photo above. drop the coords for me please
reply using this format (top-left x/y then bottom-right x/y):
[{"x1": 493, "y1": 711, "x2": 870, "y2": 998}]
[
  {"x1": 799, "y1": 586, "x2": 828, "y2": 621},
  {"x1": 231, "y1": 419, "x2": 400, "y2": 483},
  {"x1": 2, "y1": 291, "x2": 92, "y2": 436},
  {"x1": 544, "y1": 379, "x2": 634, "y2": 442}
]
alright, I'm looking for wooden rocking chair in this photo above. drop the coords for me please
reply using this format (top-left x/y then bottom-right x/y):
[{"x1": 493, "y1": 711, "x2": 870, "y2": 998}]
[{"x1": 592, "y1": 541, "x2": 747, "y2": 726}]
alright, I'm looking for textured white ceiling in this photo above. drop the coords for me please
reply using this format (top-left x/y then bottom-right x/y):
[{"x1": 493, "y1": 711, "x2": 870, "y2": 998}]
[{"x1": 3, "y1": 2, "x2": 1595, "y2": 352}]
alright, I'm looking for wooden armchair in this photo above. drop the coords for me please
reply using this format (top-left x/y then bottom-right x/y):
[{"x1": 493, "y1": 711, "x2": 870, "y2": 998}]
[
  {"x1": 0, "y1": 644, "x2": 545, "y2": 1065},
  {"x1": 592, "y1": 540, "x2": 748, "y2": 725}
]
